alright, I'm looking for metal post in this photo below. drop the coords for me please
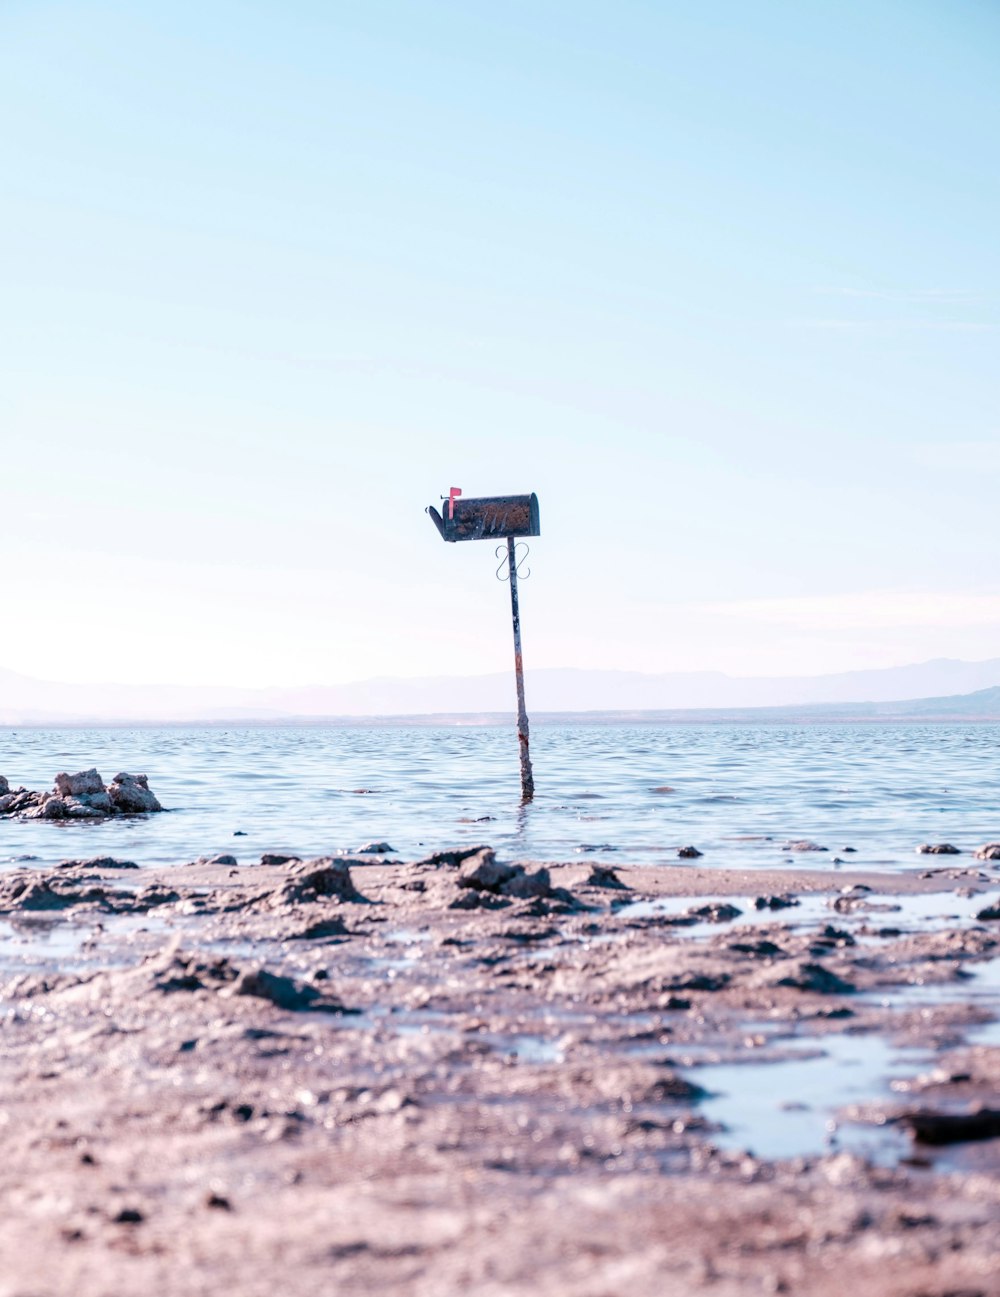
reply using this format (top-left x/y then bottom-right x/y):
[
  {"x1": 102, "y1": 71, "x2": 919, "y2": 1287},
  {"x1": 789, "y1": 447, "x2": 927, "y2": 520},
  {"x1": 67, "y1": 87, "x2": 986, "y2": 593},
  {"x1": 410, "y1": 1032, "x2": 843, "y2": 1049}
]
[{"x1": 506, "y1": 536, "x2": 534, "y2": 802}]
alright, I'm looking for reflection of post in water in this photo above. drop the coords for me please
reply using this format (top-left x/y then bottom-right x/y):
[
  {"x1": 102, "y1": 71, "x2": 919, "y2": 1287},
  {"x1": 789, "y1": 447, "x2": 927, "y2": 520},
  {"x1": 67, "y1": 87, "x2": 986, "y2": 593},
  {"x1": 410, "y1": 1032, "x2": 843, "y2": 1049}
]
[
  {"x1": 505, "y1": 536, "x2": 534, "y2": 802},
  {"x1": 426, "y1": 490, "x2": 540, "y2": 803},
  {"x1": 513, "y1": 794, "x2": 532, "y2": 844}
]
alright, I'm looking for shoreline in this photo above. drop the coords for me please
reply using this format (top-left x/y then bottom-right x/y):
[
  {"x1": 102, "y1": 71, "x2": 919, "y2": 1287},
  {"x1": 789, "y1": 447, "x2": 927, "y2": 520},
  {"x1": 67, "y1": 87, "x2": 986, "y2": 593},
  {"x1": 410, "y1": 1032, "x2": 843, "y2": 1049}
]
[{"x1": 1, "y1": 850, "x2": 999, "y2": 1295}]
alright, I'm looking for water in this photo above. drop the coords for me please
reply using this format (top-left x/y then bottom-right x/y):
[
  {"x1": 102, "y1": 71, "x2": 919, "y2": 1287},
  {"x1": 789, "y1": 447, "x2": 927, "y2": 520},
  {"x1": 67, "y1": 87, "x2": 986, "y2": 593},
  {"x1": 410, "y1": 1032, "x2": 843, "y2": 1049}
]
[
  {"x1": 3, "y1": 721, "x2": 999, "y2": 1168},
  {"x1": 694, "y1": 1030, "x2": 926, "y2": 1162},
  {"x1": 1, "y1": 723, "x2": 999, "y2": 872},
  {"x1": 613, "y1": 888, "x2": 992, "y2": 936}
]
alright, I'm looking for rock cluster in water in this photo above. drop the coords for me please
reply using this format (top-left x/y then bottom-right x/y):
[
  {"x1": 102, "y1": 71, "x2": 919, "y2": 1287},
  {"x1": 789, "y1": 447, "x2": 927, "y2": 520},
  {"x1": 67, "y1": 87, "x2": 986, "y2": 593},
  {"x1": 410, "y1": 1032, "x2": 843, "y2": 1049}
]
[{"x1": 0, "y1": 769, "x2": 162, "y2": 820}]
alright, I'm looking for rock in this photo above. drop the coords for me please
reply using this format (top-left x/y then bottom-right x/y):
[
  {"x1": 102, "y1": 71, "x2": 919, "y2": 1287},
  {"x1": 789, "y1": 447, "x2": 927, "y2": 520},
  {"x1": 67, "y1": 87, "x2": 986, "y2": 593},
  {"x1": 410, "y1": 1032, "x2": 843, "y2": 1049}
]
[
  {"x1": 108, "y1": 773, "x2": 162, "y2": 814},
  {"x1": 916, "y1": 844, "x2": 961, "y2": 855},
  {"x1": 639, "y1": 1075, "x2": 707, "y2": 1103},
  {"x1": 134, "y1": 886, "x2": 180, "y2": 909},
  {"x1": 79, "y1": 791, "x2": 113, "y2": 813},
  {"x1": 3, "y1": 876, "x2": 115, "y2": 907},
  {"x1": 54, "y1": 768, "x2": 105, "y2": 798},
  {"x1": 3, "y1": 770, "x2": 163, "y2": 819},
  {"x1": 811, "y1": 924, "x2": 855, "y2": 949},
  {"x1": 677, "y1": 846, "x2": 703, "y2": 859},
  {"x1": 448, "y1": 856, "x2": 580, "y2": 909},
  {"x1": 1, "y1": 790, "x2": 40, "y2": 816},
  {"x1": 975, "y1": 899, "x2": 1000, "y2": 921},
  {"x1": 282, "y1": 859, "x2": 363, "y2": 903},
  {"x1": 460, "y1": 858, "x2": 519, "y2": 893},
  {"x1": 585, "y1": 865, "x2": 629, "y2": 889},
  {"x1": 56, "y1": 857, "x2": 138, "y2": 871},
  {"x1": 499, "y1": 925, "x2": 559, "y2": 944},
  {"x1": 0, "y1": 871, "x2": 174, "y2": 914},
  {"x1": 662, "y1": 972, "x2": 730, "y2": 993},
  {"x1": 0, "y1": 776, "x2": 8, "y2": 795},
  {"x1": 973, "y1": 843, "x2": 1000, "y2": 861},
  {"x1": 147, "y1": 949, "x2": 236, "y2": 993},
  {"x1": 356, "y1": 842, "x2": 395, "y2": 855},
  {"x1": 831, "y1": 893, "x2": 894, "y2": 914},
  {"x1": 729, "y1": 939, "x2": 787, "y2": 958},
  {"x1": 754, "y1": 895, "x2": 799, "y2": 910},
  {"x1": 687, "y1": 902, "x2": 742, "y2": 923},
  {"x1": 286, "y1": 917, "x2": 350, "y2": 940},
  {"x1": 0, "y1": 877, "x2": 73, "y2": 911},
  {"x1": 111, "y1": 1207, "x2": 145, "y2": 1225},
  {"x1": 457, "y1": 858, "x2": 559, "y2": 901},
  {"x1": 782, "y1": 841, "x2": 828, "y2": 853},
  {"x1": 227, "y1": 966, "x2": 347, "y2": 1012},
  {"x1": 502, "y1": 868, "x2": 553, "y2": 899},
  {"x1": 38, "y1": 796, "x2": 70, "y2": 820},
  {"x1": 63, "y1": 799, "x2": 104, "y2": 819},
  {"x1": 903, "y1": 1107, "x2": 1000, "y2": 1145},
  {"x1": 448, "y1": 891, "x2": 510, "y2": 911},
  {"x1": 774, "y1": 962, "x2": 854, "y2": 994},
  {"x1": 415, "y1": 846, "x2": 495, "y2": 869}
]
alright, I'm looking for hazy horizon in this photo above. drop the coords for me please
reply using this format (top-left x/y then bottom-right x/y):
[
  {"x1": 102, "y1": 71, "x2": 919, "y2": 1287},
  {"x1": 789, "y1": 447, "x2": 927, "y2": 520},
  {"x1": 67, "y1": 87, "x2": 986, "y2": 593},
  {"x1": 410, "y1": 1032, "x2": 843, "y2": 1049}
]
[{"x1": 4, "y1": 654, "x2": 1000, "y2": 724}]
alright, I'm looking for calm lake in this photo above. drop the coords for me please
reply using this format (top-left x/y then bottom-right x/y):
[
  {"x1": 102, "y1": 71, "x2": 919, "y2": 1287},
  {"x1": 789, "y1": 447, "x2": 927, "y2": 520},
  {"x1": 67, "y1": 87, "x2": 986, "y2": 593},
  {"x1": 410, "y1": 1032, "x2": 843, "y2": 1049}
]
[{"x1": 1, "y1": 723, "x2": 997, "y2": 872}]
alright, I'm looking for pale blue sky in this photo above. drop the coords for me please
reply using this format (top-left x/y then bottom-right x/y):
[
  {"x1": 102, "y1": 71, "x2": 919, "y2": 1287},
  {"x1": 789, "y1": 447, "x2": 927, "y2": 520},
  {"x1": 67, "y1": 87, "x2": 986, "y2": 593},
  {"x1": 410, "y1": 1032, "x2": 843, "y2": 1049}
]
[{"x1": 2, "y1": 1, "x2": 998, "y2": 686}]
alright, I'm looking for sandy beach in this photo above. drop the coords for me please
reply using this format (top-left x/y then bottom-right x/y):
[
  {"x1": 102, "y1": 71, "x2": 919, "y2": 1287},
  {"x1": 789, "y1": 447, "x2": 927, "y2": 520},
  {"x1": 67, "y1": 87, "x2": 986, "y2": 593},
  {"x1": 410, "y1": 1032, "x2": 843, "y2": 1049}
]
[{"x1": 1, "y1": 848, "x2": 999, "y2": 1296}]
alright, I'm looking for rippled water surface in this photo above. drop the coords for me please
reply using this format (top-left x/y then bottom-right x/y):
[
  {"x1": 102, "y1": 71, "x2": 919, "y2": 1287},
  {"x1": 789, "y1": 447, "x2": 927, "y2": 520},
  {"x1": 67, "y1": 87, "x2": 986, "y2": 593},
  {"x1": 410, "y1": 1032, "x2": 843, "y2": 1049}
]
[{"x1": 1, "y1": 723, "x2": 997, "y2": 872}]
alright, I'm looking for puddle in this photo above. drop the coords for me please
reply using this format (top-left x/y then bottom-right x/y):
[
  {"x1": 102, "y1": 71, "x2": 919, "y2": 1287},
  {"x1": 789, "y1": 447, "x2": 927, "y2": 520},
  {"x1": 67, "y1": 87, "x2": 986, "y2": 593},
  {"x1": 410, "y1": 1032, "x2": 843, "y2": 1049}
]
[
  {"x1": 504, "y1": 1034, "x2": 564, "y2": 1064},
  {"x1": 383, "y1": 929, "x2": 432, "y2": 945},
  {"x1": 520, "y1": 931, "x2": 619, "y2": 962},
  {"x1": 327, "y1": 1009, "x2": 565, "y2": 1065},
  {"x1": 693, "y1": 955, "x2": 1000, "y2": 1164},
  {"x1": 389, "y1": 1009, "x2": 451, "y2": 1037},
  {"x1": 691, "y1": 1030, "x2": 927, "y2": 1162},
  {"x1": 0, "y1": 914, "x2": 171, "y2": 974},
  {"x1": 366, "y1": 956, "x2": 418, "y2": 974},
  {"x1": 0, "y1": 919, "x2": 93, "y2": 967},
  {"x1": 465, "y1": 1031, "x2": 565, "y2": 1063},
  {"x1": 968, "y1": 1016, "x2": 1000, "y2": 1047},
  {"x1": 317, "y1": 1005, "x2": 450, "y2": 1036},
  {"x1": 865, "y1": 957, "x2": 1000, "y2": 1008},
  {"x1": 205, "y1": 938, "x2": 282, "y2": 960},
  {"x1": 613, "y1": 890, "x2": 992, "y2": 940},
  {"x1": 612, "y1": 893, "x2": 820, "y2": 931},
  {"x1": 849, "y1": 890, "x2": 990, "y2": 927}
]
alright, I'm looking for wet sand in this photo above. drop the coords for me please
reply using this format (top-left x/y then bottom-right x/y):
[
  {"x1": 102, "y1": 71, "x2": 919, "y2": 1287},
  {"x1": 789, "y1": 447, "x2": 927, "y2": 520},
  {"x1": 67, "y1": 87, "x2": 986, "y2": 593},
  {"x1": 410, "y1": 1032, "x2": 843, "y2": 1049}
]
[{"x1": 1, "y1": 849, "x2": 999, "y2": 1296}]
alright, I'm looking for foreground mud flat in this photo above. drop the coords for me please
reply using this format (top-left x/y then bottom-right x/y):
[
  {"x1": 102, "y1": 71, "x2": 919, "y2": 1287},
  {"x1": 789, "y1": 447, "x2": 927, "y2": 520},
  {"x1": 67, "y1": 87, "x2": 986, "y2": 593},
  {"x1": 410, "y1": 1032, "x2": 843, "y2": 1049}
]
[{"x1": 1, "y1": 848, "x2": 999, "y2": 1297}]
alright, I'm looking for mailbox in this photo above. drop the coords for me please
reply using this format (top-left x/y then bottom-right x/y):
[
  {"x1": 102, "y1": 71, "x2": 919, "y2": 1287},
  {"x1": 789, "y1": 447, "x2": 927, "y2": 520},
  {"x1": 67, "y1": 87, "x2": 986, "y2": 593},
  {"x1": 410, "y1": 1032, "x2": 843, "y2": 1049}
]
[
  {"x1": 426, "y1": 485, "x2": 540, "y2": 799},
  {"x1": 426, "y1": 492, "x2": 540, "y2": 543}
]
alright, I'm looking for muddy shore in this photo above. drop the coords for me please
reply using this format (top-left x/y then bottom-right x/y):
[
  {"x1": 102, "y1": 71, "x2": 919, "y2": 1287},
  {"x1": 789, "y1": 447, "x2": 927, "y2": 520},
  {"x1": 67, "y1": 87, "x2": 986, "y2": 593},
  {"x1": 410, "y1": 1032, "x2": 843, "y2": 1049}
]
[{"x1": 1, "y1": 849, "x2": 999, "y2": 1296}]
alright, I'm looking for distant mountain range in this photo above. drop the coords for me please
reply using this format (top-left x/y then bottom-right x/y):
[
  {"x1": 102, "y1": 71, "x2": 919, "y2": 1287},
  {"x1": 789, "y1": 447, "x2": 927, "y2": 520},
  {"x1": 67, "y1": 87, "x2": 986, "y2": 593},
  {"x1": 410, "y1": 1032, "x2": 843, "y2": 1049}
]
[{"x1": 2, "y1": 658, "x2": 1000, "y2": 724}]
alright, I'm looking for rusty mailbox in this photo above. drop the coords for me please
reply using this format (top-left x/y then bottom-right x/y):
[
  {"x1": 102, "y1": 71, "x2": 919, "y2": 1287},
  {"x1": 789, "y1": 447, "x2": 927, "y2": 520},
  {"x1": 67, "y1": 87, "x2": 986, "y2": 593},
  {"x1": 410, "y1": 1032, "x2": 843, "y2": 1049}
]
[
  {"x1": 427, "y1": 488, "x2": 540, "y2": 801},
  {"x1": 426, "y1": 491, "x2": 540, "y2": 544}
]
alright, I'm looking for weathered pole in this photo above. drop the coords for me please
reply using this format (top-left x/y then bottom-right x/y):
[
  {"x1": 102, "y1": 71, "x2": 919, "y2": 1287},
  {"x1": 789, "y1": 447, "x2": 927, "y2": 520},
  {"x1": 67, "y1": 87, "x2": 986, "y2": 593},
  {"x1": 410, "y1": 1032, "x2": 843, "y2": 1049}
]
[
  {"x1": 506, "y1": 535, "x2": 534, "y2": 802},
  {"x1": 426, "y1": 491, "x2": 539, "y2": 800}
]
